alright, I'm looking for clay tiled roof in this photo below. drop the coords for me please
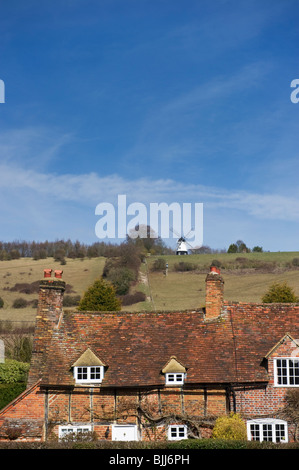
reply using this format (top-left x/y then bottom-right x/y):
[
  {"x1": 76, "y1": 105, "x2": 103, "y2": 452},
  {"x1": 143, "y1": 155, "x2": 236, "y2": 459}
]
[{"x1": 39, "y1": 302, "x2": 299, "y2": 388}]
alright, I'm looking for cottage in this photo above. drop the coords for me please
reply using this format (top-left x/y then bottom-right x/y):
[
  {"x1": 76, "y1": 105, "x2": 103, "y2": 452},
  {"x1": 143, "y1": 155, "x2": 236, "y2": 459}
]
[{"x1": 0, "y1": 267, "x2": 298, "y2": 442}]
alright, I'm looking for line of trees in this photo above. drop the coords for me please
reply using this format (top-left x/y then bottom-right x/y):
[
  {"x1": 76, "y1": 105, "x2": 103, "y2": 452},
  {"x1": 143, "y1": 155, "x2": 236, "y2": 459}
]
[
  {"x1": 0, "y1": 234, "x2": 174, "y2": 262},
  {"x1": 0, "y1": 237, "x2": 266, "y2": 262},
  {"x1": 227, "y1": 240, "x2": 263, "y2": 253}
]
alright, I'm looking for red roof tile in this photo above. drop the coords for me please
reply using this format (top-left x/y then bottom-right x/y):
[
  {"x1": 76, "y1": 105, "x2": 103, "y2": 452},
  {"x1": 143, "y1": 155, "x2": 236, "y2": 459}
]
[{"x1": 40, "y1": 303, "x2": 299, "y2": 388}]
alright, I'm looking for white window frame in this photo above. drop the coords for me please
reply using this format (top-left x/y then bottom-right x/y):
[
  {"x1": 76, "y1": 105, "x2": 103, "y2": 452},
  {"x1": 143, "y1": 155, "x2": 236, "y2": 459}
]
[
  {"x1": 247, "y1": 419, "x2": 288, "y2": 443},
  {"x1": 274, "y1": 357, "x2": 299, "y2": 387},
  {"x1": 168, "y1": 425, "x2": 188, "y2": 441},
  {"x1": 165, "y1": 372, "x2": 185, "y2": 385},
  {"x1": 59, "y1": 425, "x2": 92, "y2": 439},
  {"x1": 74, "y1": 365, "x2": 104, "y2": 384}
]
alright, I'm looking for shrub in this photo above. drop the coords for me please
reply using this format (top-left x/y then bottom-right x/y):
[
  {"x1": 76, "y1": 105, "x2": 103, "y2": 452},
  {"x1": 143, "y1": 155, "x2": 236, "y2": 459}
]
[
  {"x1": 31, "y1": 298, "x2": 38, "y2": 308},
  {"x1": 227, "y1": 243, "x2": 237, "y2": 253},
  {"x1": 211, "y1": 413, "x2": 247, "y2": 440},
  {"x1": 211, "y1": 259, "x2": 222, "y2": 268},
  {"x1": 262, "y1": 281, "x2": 298, "y2": 303},
  {"x1": 167, "y1": 438, "x2": 248, "y2": 449},
  {"x1": 106, "y1": 267, "x2": 136, "y2": 295},
  {"x1": 0, "y1": 297, "x2": 4, "y2": 308},
  {"x1": 0, "y1": 359, "x2": 30, "y2": 384},
  {"x1": 151, "y1": 258, "x2": 166, "y2": 272},
  {"x1": 12, "y1": 298, "x2": 28, "y2": 309},
  {"x1": 0, "y1": 383, "x2": 27, "y2": 410},
  {"x1": 9, "y1": 281, "x2": 40, "y2": 294},
  {"x1": 78, "y1": 278, "x2": 121, "y2": 311},
  {"x1": 174, "y1": 262, "x2": 197, "y2": 272},
  {"x1": 120, "y1": 291, "x2": 146, "y2": 306}
]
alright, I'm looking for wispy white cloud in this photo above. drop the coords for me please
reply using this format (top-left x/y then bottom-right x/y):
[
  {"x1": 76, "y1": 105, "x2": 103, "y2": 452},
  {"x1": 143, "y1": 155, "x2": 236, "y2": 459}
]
[{"x1": 1, "y1": 163, "x2": 299, "y2": 223}]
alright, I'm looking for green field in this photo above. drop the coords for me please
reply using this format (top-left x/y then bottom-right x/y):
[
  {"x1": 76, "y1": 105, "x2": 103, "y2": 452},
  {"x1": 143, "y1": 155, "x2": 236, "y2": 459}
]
[
  {"x1": 0, "y1": 251, "x2": 299, "y2": 323},
  {"x1": 145, "y1": 252, "x2": 299, "y2": 311}
]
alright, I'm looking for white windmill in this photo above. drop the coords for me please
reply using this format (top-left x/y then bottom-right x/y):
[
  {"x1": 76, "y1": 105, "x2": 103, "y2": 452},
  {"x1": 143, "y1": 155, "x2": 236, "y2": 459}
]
[{"x1": 170, "y1": 228, "x2": 194, "y2": 255}]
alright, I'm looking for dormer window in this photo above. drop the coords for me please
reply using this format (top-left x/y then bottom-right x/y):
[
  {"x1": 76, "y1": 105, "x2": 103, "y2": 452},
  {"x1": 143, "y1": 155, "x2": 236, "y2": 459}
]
[
  {"x1": 165, "y1": 372, "x2": 185, "y2": 385},
  {"x1": 74, "y1": 365, "x2": 104, "y2": 384},
  {"x1": 162, "y1": 356, "x2": 187, "y2": 386},
  {"x1": 72, "y1": 348, "x2": 106, "y2": 385}
]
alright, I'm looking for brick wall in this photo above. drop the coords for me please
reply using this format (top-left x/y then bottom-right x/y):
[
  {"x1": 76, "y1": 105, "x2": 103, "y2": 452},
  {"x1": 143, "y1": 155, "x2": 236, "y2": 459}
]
[
  {"x1": 0, "y1": 382, "x2": 45, "y2": 440},
  {"x1": 46, "y1": 385, "x2": 227, "y2": 441}
]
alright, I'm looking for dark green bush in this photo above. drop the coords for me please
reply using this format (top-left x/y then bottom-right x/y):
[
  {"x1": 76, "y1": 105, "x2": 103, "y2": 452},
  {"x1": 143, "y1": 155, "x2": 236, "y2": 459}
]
[
  {"x1": 0, "y1": 438, "x2": 298, "y2": 449},
  {"x1": 120, "y1": 291, "x2": 146, "y2": 306},
  {"x1": 174, "y1": 262, "x2": 197, "y2": 272},
  {"x1": 151, "y1": 258, "x2": 166, "y2": 271},
  {"x1": 211, "y1": 259, "x2": 222, "y2": 268},
  {"x1": 167, "y1": 438, "x2": 248, "y2": 449},
  {"x1": 0, "y1": 383, "x2": 26, "y2": 410},
  {"x1": 262, "y1": 281, "x2": 298, "y2": 303},
  {"x1": 106, "y1": 267, "x2": 136, "y2": 295},
  {"x1": 78, "y1": 278, "x2": 121, "y2": 311},
  {"x1": 166, "y1": 438, "x2": 298, "y2": 450},
  {"x1": 0, "y1": 359, "x2": 30, "y2": 384}
]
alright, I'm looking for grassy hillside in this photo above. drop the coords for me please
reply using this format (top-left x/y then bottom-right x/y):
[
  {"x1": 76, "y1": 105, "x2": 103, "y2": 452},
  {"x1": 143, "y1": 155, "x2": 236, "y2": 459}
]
[
  {"x1": 0, "y1": 257, "x2": 106, "y2": 323},
  {"x1": 1, "y1": 251, "x2": 299, "y2": 323},
  {"x1": 145, "y1": 252, "x2": 299, "y2": 311}
]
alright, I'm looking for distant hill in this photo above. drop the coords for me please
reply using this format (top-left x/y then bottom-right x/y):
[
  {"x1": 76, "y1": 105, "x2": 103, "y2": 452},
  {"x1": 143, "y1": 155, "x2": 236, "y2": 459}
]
[
  {"x1": 1, "y1": 252, "x2": 299, "y2": 325},
  {"x1": 144, "y1": 252, "x2": 299, "y2": 311}
]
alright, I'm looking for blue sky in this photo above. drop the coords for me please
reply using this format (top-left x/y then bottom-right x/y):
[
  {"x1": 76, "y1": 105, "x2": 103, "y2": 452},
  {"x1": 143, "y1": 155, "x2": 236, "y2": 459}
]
[{"x1": 0, "y1": 0, "x2": 299, "y2": 251}]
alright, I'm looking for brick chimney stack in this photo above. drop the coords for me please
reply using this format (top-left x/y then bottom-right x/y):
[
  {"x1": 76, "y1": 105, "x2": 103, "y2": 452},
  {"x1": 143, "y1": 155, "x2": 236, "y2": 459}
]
[
  {"x1": 205, "y1": 266, "x2": 224, "y2": 319},
  {"x1": 28, "y1": 269, "x2": 65, "y2": 386}
]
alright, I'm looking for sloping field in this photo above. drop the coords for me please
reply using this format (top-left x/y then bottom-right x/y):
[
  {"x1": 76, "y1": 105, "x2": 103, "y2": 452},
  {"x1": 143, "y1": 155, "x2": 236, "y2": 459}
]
[
  {"x1": 1, "y1": 252, "x2": 299, "y2": 323},
  {"x1": 0, "y1": 257, "x2": 106, "y2": 323},
  {"x1": 145, "y1": 252, "x2": 299, "y2": 311}
]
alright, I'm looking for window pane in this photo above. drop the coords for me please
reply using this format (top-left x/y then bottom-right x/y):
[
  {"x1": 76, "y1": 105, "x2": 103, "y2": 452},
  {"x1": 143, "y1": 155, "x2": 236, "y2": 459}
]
[
  {"x1": 90, "y1": 366, "x2": 101, "y2": 380},
  {"x1": 275, "y1": 424, "x2": 285, "y2": 442},
  {"x1": 277, "y1": 359, "x2": 288, "y2": 385},
  {"x1": 290, "y1": 359, "x2": 299, "y2": 385},
  {"x1": 168, "y1": 374, "x2": 175, "y2": 382},
  {"x1": 250, "y1": 424, "x2": 260, "y2": 441},
  {"x1": 262, "y1": 424, "x2": 272, "y2": 441},
  {"x1": 77, "y1": 367, "x2": 88, "y2": 380}
]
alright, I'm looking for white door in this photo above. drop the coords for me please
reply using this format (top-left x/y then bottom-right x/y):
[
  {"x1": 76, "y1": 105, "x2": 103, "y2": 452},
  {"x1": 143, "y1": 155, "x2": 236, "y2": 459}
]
[{"x1": 112, "y1": 425, "x2": 138, "y2": 441}]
